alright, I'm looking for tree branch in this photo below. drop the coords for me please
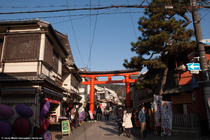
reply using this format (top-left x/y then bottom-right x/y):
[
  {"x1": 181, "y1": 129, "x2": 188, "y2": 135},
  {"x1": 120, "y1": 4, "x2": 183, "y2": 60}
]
[{"x1": 148, "y1": 52, "x2": 156, "y2": 60}]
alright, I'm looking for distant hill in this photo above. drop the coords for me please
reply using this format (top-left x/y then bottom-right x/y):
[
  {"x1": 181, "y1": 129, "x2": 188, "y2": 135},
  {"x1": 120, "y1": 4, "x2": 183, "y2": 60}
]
[{"x1": 96, "y1": 84, "x2": 125, "y2": 97}]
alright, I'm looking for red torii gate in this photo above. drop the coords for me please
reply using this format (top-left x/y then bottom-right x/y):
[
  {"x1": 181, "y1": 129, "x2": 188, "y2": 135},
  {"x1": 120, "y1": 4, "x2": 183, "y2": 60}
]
[{"x1": 80, "y1": 69, "x2": 139, "y2": 114}]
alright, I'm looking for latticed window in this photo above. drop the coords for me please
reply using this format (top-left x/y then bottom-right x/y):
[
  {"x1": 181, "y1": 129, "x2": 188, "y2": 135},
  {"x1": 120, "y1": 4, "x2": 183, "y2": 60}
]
[
  {"x1": 52, "y1": 51, "x2": 58, "y2": 73},
  {"x1": 71, "y1": 75, "x2": 79, "y2": 89},
  {"x1": 3, "y1": 34, "x2": 40, "y2": 61},
  {"x1": 44, "y1": 36, "x2": 53, "y2": 67}
]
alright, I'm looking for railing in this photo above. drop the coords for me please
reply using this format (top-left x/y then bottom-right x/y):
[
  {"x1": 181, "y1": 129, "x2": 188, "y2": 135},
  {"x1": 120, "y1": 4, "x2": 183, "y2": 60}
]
[{"x1": 172, "y1": 114, "x2": 200, "y2": 130}]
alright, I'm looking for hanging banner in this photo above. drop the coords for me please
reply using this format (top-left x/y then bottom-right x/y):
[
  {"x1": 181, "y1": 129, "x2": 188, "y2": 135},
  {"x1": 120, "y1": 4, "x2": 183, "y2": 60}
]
[
  {"x1": 154, "y1": 95, "x2": 162, "y2": 129},
  {"x1": 161, "y1": 101, "x2": 172, "y2": 136},
  {"x1": 84, "y1": 96, "x2": 89, "y2": 108},
  {"x1": 89, "y1": 110, "x2": 94, "y2": 120}
]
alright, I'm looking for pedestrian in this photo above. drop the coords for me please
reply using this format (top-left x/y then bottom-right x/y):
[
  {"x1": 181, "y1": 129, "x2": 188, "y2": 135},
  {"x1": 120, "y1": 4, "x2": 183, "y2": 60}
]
[
  {"x1": 74, "y1": 109, "x2": 79, "y2": 129},
  {"x1": 138, "y1": 105, "x2": 146, "y2": 138},
  {"x1": 116, "y1": 106, "x2": 124, "y2": 136},
  {"x1": 96, "y1": 106, "x2": 102, "y2": 121},
  {"x1": 123, "y1": 108, "x2": 133, "y2": 138},
  {"x1": 109, "y1": 106, "x2": 114, "y2": 120},
  {"x1": 122, "y1": 108, "x2": 127, "y2": 136},
  {"x1": 104, "y1": 106, "x2": 110, "y2": 120},
  {"x1": 113, "y1": 105, "x2": 116, "y2": 120}
]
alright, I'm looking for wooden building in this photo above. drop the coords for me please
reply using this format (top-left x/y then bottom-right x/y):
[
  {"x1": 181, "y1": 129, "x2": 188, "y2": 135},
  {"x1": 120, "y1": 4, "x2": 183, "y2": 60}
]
[{"x1": 0, "y1": 20, "x2": 81, "y2": 136}]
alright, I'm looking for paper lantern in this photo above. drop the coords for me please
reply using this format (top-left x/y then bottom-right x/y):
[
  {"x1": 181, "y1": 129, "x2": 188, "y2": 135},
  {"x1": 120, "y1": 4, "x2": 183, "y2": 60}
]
[
  {"x1": 15, "y1": 104, "x2": 33, "y2": 117},
  {"x1": 36, "y1": 120, "x2": 49, "y2": 136},
  {"x1": 13, "y1": 117, "x2": 32, "y2": 137},
  {"x1": 39, "y1": 101, "x2": 50, "y2": 117},
  {"x1": 0, "y1": 104, "x2": 14, "y2": 118},
  {"x1": 0, "y1": 119, "x2": 13, "y2": 137},
  {"x1": 42, "y1": 130, "x2": 52, "y2": 140}
]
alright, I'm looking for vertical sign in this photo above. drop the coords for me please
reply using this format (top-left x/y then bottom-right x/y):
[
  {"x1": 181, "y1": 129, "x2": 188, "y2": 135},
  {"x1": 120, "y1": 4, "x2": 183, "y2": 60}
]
[
  {"x1": 89, "y1": 110, "x2": 94, "y2": 120},
  {"x1": 154, "y1": 95, "x2": 162, "y2": 129},
  {"x1": 161, "y1": 101, "x2": 172, "y2": 136},
  {"x1": 61, "y1": 120, "x2": 71, "y2": 137}
]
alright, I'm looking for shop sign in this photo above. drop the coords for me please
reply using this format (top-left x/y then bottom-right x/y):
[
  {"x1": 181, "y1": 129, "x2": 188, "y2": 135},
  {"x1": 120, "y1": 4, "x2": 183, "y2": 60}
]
[
  {"x1": 61, "y1": 120, "x2": 71, "y2": 137},
  {"x1": 44, "y1": 98, "x2": 60, "y2": 104},
  {"x1": 161, "y1": 101, "x2": 172, "y2": 136},
  {"x1": 154, "y1": 95, "x2": 162, "y2": 128}
]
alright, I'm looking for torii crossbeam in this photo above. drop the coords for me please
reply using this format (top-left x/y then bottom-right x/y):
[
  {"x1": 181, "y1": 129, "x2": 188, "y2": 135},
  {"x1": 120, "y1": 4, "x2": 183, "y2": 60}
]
[{"x1": 79, "y1": 69, "x2": 139, "y2": 114}]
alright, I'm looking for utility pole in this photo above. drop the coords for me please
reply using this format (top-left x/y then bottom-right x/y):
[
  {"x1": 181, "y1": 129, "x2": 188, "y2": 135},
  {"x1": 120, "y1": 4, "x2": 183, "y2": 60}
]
[{"x1": 191, "y1": 0, "x2": 210, "y2": 131}]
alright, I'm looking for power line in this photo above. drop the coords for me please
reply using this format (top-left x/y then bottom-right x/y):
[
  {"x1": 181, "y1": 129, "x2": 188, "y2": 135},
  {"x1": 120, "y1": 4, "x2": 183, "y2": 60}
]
[
  {"x1": 127, "y1": 0, "x2": 138, "y2": 39},
  {"x1": 65, "y1": 0, "x2": 86, "y2": 67},
  {"x1": 0, "y1": 5, "x2": 153, "y2": 15},
  {"x1": 0, "y1": 4, "x2": 208, "y2": 15},
  {"x1": 0, "y1": 11, "x2": 144, "y2": 22},
  {"x1": 87, "y1": 0, "x2": 100, "y2": 70},
  {"x1": 89, "y1": 0, "x2": 92, "y2": 70}
]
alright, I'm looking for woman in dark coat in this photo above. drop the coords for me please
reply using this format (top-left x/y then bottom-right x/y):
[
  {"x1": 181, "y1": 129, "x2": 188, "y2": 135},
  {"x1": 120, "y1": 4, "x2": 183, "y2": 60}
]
[{"x1": 96, "y1": 106, "x2": 102, "y2": 121}]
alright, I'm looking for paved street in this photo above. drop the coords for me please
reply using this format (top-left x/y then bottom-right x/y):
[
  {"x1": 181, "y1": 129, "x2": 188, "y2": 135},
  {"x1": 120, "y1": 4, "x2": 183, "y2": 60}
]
[{"x1": 51, "y1": 116, "x2": 210, "y2": 140}]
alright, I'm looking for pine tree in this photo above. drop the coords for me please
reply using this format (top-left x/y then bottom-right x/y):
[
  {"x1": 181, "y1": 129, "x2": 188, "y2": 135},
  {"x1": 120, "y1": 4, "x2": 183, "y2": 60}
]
[{"x1": 124, "y1": 0, "x2": 196, "y2": 91}]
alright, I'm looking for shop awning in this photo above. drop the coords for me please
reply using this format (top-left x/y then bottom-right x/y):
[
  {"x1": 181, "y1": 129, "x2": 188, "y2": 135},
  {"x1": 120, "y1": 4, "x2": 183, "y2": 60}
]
[
  {"x1": 139, "y1": 98, "x2": 153, "y2": 104},
  {"x1": 43, "y1": 98, "x2": 60, "y2": 104},
  {"x1": 163, "y1": 84, "x2": 193, "y2": 95},
  {"x1": 43, "y1": 87, "x2": 63, "y2": 98}
]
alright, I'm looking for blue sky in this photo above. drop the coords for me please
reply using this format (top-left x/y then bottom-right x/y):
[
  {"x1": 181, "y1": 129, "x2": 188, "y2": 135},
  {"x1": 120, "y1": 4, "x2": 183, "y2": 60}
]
[{"x1": 1, "y1": 0, "x2": 210, "y2": 81}]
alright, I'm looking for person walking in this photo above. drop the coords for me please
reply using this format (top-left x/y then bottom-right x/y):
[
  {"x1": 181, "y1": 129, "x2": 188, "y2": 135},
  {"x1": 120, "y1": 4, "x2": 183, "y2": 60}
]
[
  {"x1": 138, "y1": 105, "x2": 146, "y2": 138},
  {"x1": 96, "y1": 106, "x2": 102, "y2": 121},
  {"x1": 74, "y1": 109, "x2": 79, "y2": 129},
  {"x1": 123, "y1": 108, "x2": 133, "y2": 138},
  {"x1": 116, "y1": 106, "x2": 124, "y2": 136},
  {"x1": 104, "y1": 106, "x2": 110, "y2": 120}
]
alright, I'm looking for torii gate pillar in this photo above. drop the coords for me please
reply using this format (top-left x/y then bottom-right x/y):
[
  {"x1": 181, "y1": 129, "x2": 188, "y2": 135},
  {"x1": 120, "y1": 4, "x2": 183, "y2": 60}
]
[
  {"x1": 125, "y1": 75, "x2": 131, "y2": 108},
  {"x1": 90, "y1": 76, "x2": 95, "y2": 114}
]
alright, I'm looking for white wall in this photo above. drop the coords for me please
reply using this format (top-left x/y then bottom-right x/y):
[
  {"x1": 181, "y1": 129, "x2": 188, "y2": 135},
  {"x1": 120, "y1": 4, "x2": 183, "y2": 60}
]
[{"x1": 4, "y1": 62, "x2": 38, "y2": 73}]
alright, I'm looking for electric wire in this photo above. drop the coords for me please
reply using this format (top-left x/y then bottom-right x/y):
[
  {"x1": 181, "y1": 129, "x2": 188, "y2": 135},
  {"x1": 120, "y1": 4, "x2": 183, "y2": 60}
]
[
  {"x1": 65, "y1": 0, "x2": 86, "y2": 67},
  {"x1": 127, "y1": 0, "x2": 138, "y2": 40},
  {"x1": 89, "y1": 0, "x2": 92, "y2": 70},
  {"x1": 0, "y1": 11, "x2": 144, "y2": 22},
  {"x1": 87, "y1": 0, "x2": 100, "y2": 70}
]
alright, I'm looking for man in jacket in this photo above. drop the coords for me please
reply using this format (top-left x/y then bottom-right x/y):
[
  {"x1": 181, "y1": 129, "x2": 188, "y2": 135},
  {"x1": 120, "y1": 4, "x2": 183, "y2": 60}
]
[
  {"x1": 138, "y1": 105, "x2": 146, "y2": 138},
  {"x1": 116, "y1": 106, "x2": 124, "y2": 136}
]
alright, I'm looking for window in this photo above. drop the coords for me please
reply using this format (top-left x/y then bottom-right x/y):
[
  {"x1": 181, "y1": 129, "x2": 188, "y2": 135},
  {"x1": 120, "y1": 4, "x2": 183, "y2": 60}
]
[
  {"x1": 3, "y1": 34, "x2": 40, "y2": 61},
  {"x1": 44, "y1": 36, "x2": 53, "y2": 67},
  {"x1": 52, "y1": 51, "x2": 59, "y2": 73},
  {"x1": 71, "y1": 75, "x2": 79, "y2": 89}
]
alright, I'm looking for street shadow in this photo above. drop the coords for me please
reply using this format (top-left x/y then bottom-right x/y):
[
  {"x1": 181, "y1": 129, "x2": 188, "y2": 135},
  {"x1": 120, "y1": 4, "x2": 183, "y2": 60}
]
[
  {"x1": 55, "y1": 134, "x2": 62, "y2": 140},
  {"x1": 98, "y1": 126, "x2": 118, "y2": 135}
]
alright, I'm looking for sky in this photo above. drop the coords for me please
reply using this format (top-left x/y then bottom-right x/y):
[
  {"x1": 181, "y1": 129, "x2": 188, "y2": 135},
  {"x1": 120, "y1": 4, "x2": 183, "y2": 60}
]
[{"x1": 1, "y1": 0, "x2": 210, "y2": 81}]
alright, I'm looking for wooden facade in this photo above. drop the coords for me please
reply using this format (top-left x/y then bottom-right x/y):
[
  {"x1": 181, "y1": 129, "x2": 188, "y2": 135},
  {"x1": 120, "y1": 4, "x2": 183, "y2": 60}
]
[{"x1": 0, "y1": 20, "x2": 82, "y2": 137}]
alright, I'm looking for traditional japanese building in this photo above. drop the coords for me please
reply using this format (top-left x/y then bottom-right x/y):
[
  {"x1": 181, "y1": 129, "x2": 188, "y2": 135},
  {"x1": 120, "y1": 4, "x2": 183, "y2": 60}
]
[{"x1": 0, "y1": 20, "x2": 81, "y2": 137}]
